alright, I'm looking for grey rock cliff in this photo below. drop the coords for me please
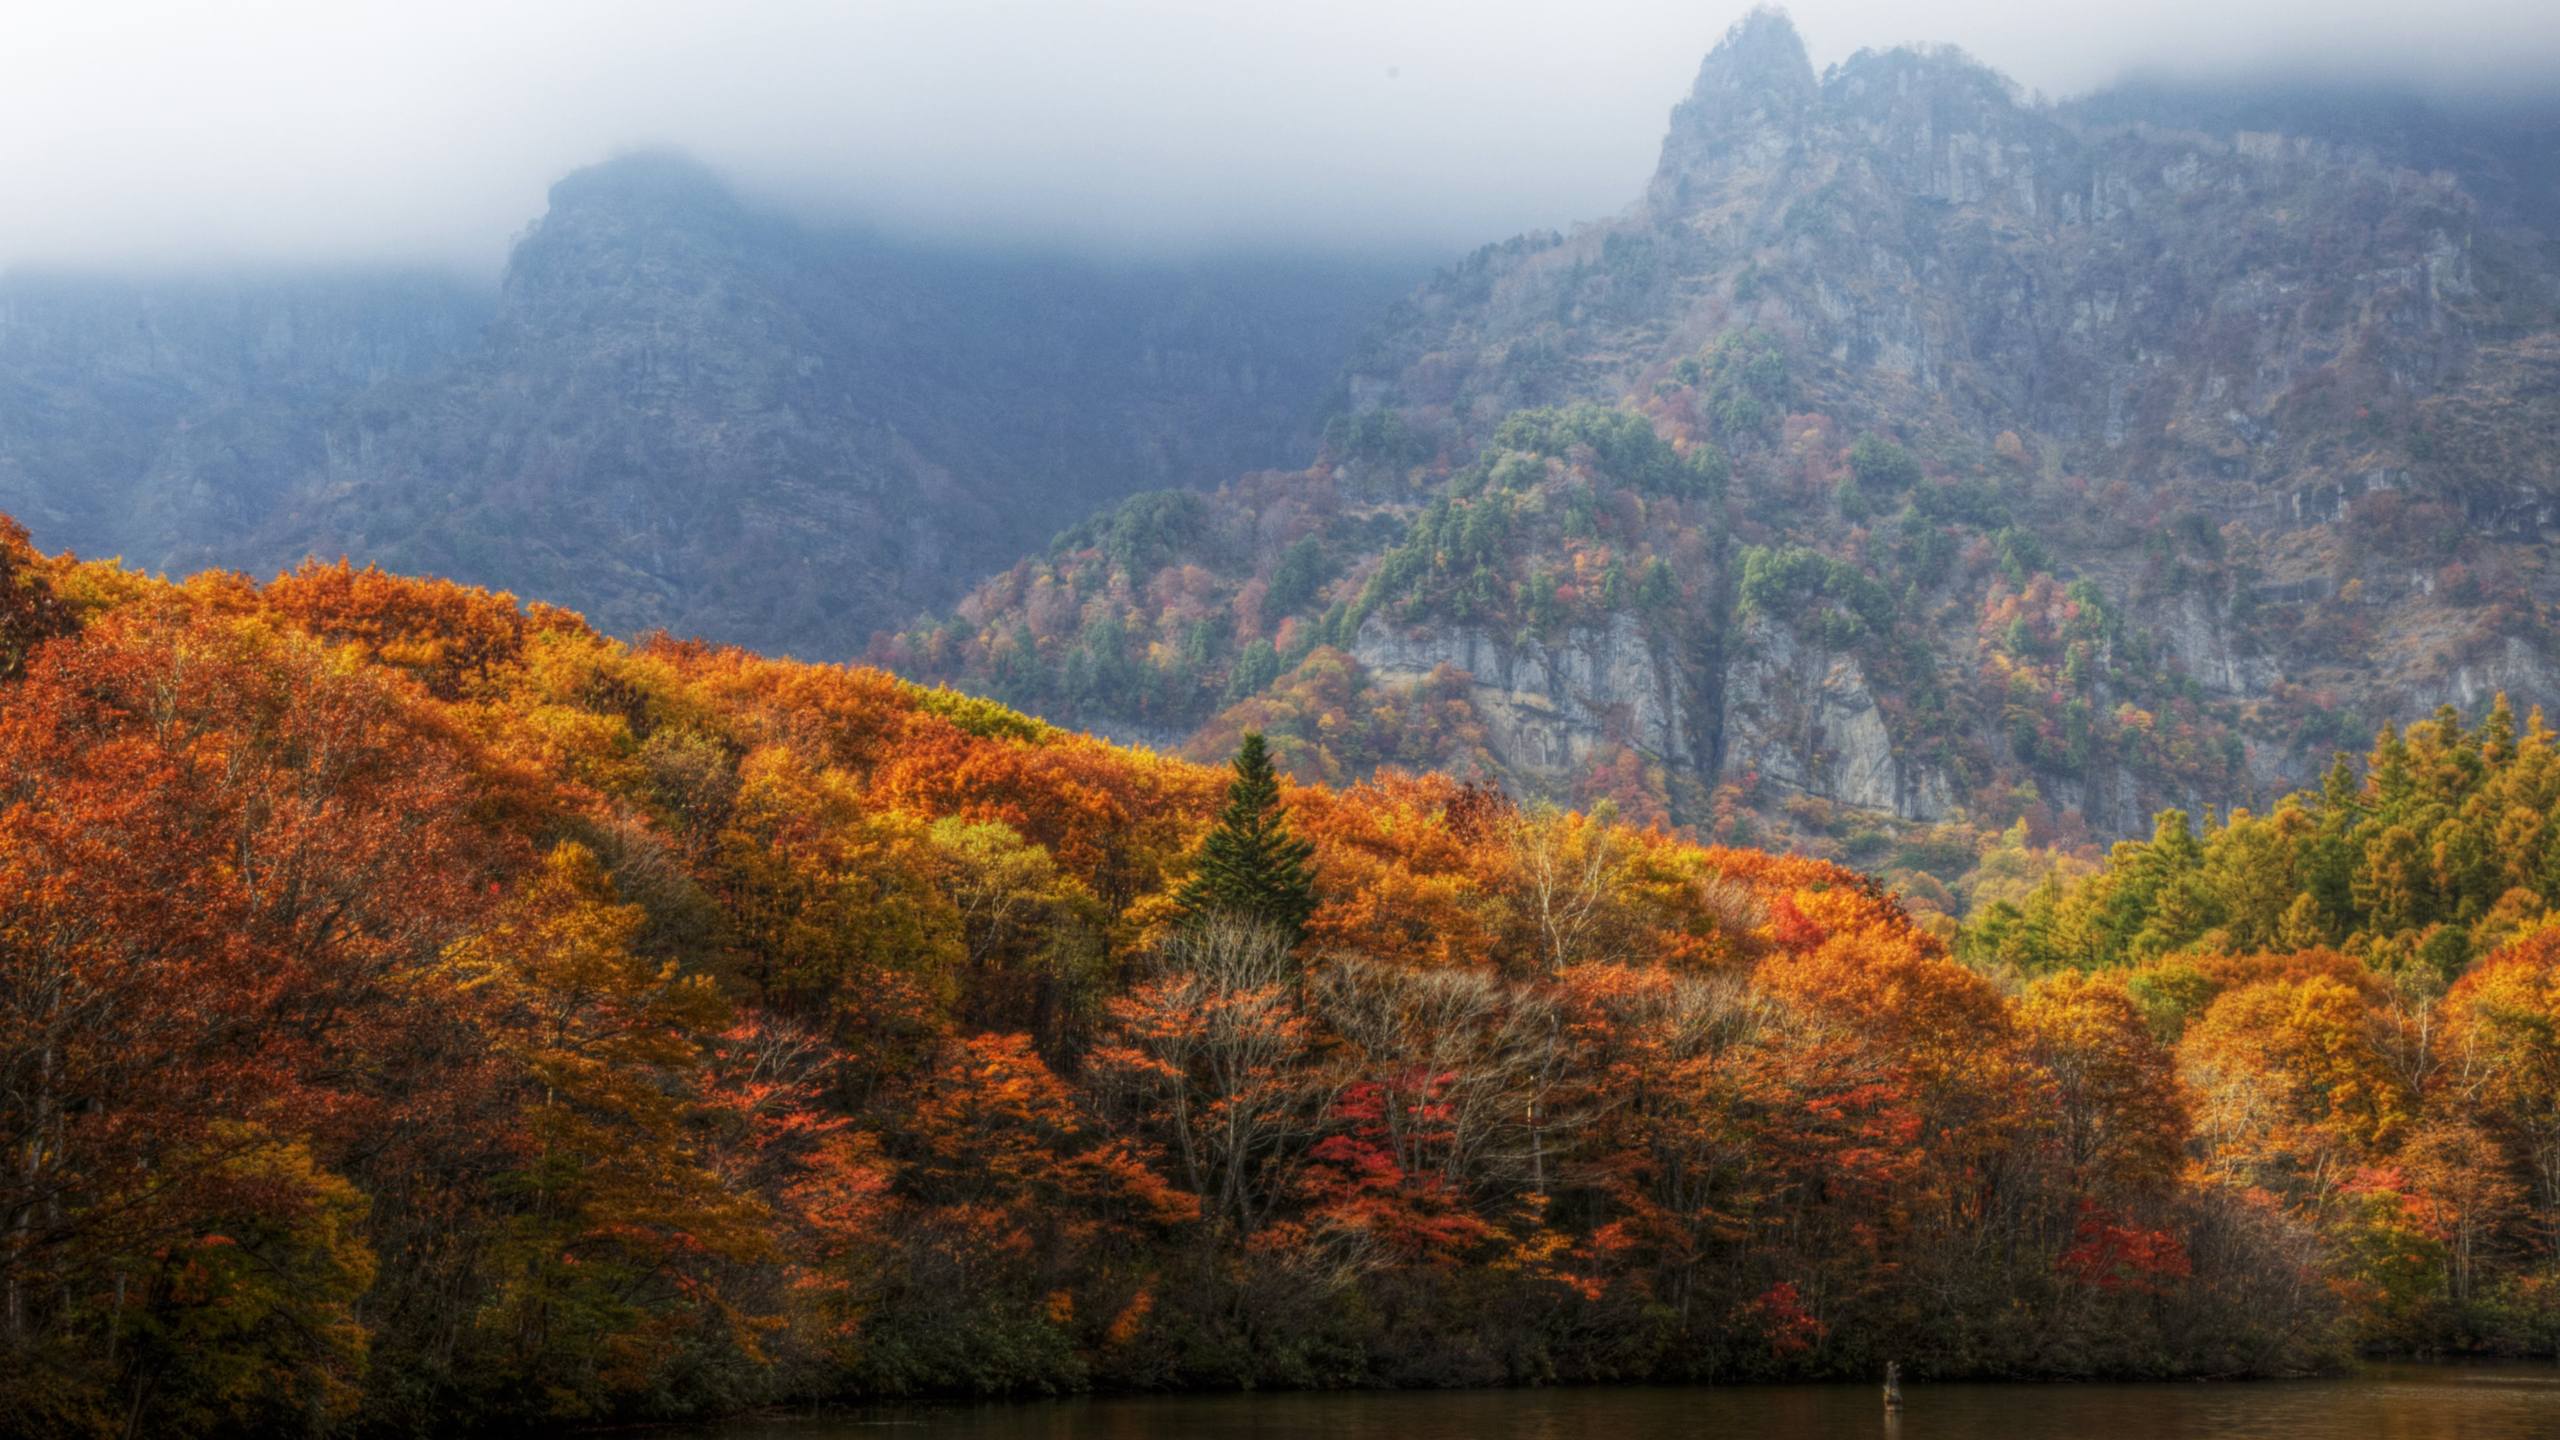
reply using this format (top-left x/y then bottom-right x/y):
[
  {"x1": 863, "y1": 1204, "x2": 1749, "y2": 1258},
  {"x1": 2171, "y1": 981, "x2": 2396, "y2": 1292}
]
[
  {"x1": 1349, "y1": 602, "x2": 1963, "y2": 825},
  {"x1": 1351, "y1": 610, "x2": 1697, "y2": 780},
  {"x1": 1717, "y1": 615, "x2": 1952, "y2": 821}
]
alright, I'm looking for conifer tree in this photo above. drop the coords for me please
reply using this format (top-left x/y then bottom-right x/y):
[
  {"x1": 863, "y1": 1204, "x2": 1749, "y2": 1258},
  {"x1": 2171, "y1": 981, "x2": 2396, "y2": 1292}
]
[
  {"x1": 2369, "y1": 722, "x2": 2415, "y2": 814},
  {"x1": 1177, "y1": 731, "x2": 1319, "y2": 944},
  {"x1": 2481, "y1": 692, "x2": 2518, "y2": 768}
]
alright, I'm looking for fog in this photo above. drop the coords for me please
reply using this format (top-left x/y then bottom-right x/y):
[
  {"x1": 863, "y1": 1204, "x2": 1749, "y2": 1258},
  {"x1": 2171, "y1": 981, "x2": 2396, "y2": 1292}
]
[{"x1": 6, "y1": 0, "x2": 2557, "y2": 273}]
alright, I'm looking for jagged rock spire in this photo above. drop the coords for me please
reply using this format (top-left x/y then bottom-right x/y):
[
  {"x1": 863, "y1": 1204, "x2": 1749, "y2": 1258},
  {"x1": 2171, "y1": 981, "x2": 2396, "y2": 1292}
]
[
  {"x1": 1648, "y1": 8, "x2": 1819, "y2": 214},
  {"x1": 1693, "y1": 7, "x2": 1817, "y2": 97}
]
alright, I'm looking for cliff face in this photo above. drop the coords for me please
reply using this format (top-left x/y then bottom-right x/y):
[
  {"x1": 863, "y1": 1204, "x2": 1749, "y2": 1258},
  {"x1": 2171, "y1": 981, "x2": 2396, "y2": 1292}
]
[
  {"x1": 1718, "y1": 615, "x2": 1954, "y2": 822},
  {"x1": 1, "y1": 154, "x2": 1416, "y2": 655},
  {"x1": 905, "y1": 12, "x2": 2560, "y2": 852},
  {"x1": 1344, "y1": 606, "x2": 1964, "y2": 824},
  {"x1": 1350, "y1": 610, "x2": 1699, "y2": 779}
]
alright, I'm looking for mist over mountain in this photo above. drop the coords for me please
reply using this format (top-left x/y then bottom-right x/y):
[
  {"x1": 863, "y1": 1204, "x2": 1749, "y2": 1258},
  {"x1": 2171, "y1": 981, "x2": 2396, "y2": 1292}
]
[
  {"x1": 12, "y1": 0, "x2": 2560, "y2": 272},
  {"x1": 0, "y1": 269, "x2": 494, "y2": 559},
  {"x1": 2062, "y1": 79, "x2": 2560, "y2": 237}
]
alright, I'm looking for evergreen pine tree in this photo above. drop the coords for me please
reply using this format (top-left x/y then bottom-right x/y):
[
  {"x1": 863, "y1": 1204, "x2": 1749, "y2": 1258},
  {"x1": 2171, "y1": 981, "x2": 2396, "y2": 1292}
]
[
  {"x1": 2319, "y1": 751, "x2": 2362, "y2": 819},
  {"x1": 2276, "y1": 891, "x2": 2332, "y2": 952},
  {"x1": 1177, "y1": 732, "x2": 1319, "y2": 944},
  {"x1": 2483, "y1": 692, "x2": 2518, "y2": 768},
  {"x1": 2369, "y1": 722, "x2": 2415, "y2": 815},
  {"x1": 2305, "y1": 754, "x2": 2364, "y2": 925}
]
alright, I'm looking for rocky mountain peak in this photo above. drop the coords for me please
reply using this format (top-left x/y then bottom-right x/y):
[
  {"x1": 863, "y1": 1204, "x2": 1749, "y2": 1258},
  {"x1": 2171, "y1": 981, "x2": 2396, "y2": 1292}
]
[
  {"x1": 492, "y1": 150, "x2": 774, "y2": 353},
  {"x1": 1821, "y1": 44, "x2": 2063, "y2": 213},
  {"x1": 1694, "y1": 7, "x2": 1816, "y2": 100},
  {"x1": 1648, "y1": 8, "x2": 1818, "y2": 212},
  {"x1": 509, "y1": 151, "x2": 757, "y2": 283},
  {"x1": 541, "y1": 149, "x2": 745, "y2": 225},
  {"x1": 1649, "y1": 15, "x2": 2065, "y2": 221}
]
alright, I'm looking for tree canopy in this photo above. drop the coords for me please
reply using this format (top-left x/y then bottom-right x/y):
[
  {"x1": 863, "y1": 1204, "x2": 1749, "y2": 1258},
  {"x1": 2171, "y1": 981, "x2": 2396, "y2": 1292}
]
[{"x1": 1, "y1": 527, "x2": 2548, "y2": 1435}]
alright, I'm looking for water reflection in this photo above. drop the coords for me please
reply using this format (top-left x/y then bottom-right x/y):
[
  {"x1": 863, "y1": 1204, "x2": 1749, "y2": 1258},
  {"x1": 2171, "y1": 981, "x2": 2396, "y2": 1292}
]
[{"x1": 715, "y1": 1364, "x2": 2560, "y2": 1440}]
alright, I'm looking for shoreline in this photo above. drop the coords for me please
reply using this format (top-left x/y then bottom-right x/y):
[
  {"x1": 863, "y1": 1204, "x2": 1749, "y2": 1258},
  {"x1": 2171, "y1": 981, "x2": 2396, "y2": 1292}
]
[{"x1": 657, "y1": 1356, "x2": 2560, "y2": 1434}]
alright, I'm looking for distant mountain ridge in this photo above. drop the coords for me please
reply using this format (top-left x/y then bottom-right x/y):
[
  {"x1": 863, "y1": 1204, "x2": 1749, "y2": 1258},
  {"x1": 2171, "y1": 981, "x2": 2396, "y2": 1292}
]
[
  {"x1": 0, "y1": 152, "x2": 1418, "y2": 654},
  {"x1": 0, "y1": 269, "x2": 492, "y2": 566}
]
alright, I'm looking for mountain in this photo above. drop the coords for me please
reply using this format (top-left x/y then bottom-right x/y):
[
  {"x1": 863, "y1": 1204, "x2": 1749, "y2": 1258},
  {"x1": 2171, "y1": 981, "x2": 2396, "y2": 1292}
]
[
  {"x1": 0, "y1": 153, "x2": 1418, "y2": 655},
  {"x1": 893, "y1": 11, "x2": 2560, "y2": 889}
]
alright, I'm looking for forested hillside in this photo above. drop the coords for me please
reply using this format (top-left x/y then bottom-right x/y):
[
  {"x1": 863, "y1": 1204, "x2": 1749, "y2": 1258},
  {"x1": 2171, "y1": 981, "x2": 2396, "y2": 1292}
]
[
  {"x1": 10, "y1": 519, "x2": 2560, "y2": 1437},
  {"x1": 1957, "y1": 698, "x2": 2560, "y2": 1352},
  {"x1": 897, "y1": 11, "x2": 2560, "y2": 869}
]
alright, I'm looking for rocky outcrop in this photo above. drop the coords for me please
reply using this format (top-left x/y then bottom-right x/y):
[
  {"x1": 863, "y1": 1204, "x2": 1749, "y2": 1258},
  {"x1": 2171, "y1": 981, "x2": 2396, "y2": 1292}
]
[
  {"x1": 1716, "y1": 616, "x2": 1952, "y2": 821},
  {"x1": 1646, "y1": 8, "x2": 1821, "y2": 215},
  {"x1": 1352, "y1": 611, "x2": 1696, "y2": 780},
  {"x1": 1350, "y1": 603, "x2": 1962, "y2": 824},
  {"x1": 2430, "y1": 637, "x2": 2556, "y2": 714},
  {"x1": 2159, "y1": 591, "x2": 2277, "y2": 697}
]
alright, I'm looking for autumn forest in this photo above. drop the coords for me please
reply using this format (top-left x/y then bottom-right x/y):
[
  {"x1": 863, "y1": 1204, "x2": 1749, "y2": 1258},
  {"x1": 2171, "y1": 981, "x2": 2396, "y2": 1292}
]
[{"x1": 8, "y1": 509, "x2": 2560, "y2": 1436}]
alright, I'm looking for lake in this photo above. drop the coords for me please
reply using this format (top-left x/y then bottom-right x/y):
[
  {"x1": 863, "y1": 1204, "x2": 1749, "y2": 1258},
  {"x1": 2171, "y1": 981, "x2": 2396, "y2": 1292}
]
[{"x1": 713, "y1": 1364, "x2": 2560, "y2": 1439}]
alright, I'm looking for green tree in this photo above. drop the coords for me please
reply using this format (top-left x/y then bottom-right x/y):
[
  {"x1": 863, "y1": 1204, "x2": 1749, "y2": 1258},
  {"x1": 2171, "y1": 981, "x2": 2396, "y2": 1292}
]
[
  {"x1": 1176, "y1": 732, "x2": 1319, "y2": 945},
  {"x1": 1265, "y1": 536, "x2": 1331, "y2": 617},
  {"x1": 1848, "y1": 435, "x2": 1923, "y2": 494}
]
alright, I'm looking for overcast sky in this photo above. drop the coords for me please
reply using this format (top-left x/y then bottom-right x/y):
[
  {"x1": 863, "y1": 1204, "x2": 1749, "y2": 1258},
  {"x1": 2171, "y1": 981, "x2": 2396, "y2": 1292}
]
[{"x1": 6, "y1": 0, "x2": 2557, "y2": 273}]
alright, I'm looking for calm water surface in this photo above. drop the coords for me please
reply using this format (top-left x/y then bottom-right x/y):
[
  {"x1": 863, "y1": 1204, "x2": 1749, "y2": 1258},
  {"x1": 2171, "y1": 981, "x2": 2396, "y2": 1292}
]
[{"x1": 714, "y1": 1364, "x2": 2560, "y2": 1439}]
